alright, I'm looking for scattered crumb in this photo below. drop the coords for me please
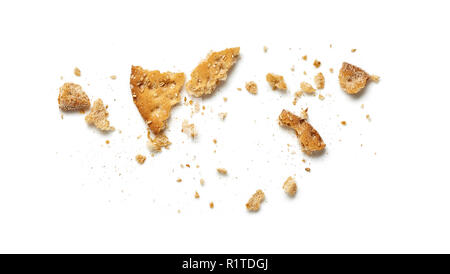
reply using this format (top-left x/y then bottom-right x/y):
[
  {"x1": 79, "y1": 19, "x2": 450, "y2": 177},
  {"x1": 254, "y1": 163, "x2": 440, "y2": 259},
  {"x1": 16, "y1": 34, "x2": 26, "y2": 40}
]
[
  {"x1": 210, "y1": 202, "x2": 214, "y2": 209},
  {"x1": 351, "y1": 49, "x2": 357, "y2": 53},
  {"x1": 279, "y1": 109, "x2": 326, "y2": 154},
  {"x1": 339, "y1": 62, "x2": 371, "y2": 94},
  {"x1": 176, "y1": 178, "x2": 182, "y2": 183},
  {"x1": 218, "y1": 112, "x2": 228, "y2": 120},
  {"x1": 245, "y1": 81, "x2": 258, "y2": 94},
  {"x1": 314, "y1": 72, "x2": 325, "y2": 89},
  {"x1": 147, "y1": 133, "x2": 171, "y2": 152},
  {"x1": 300, "y1": 82, "x2": 316, "y2": 94},
  {"x1": 200, "y1": 178, "x2": 205, "y2": 186},
  {"x1": 61, "y1": 114, "x2": 64, "y2": 119},
  {"x1": 130, "y1": 66, "x2": 185, "y2": 134},
  {"x1": 110, "y1": 75, "x2": 117, "y2": 80},
  {"x1": 341, "y1": 121, "x2": 347, "y2": 125},
  {"x1": 318, "y1": 94, "x2": 325, "y2": 100},
  {"x1": 264, "y1": 46, "x2": 268, "y2": 53},
  {"x1": 58, "y1": 83, "x2": 91, "y2": 111},
  {"x1": 283, "y1": 177, "x2": 297, "y2": 196},
  {"x1": 302, "y1": 55, "x2": 307, "y2": 61},
  {"x1": 330, "y1": 68, "x2": 334, "y2": 73},
  {"x1": 74, "y1": 67, "x2": 81, "y2": 77},
  {"x1": 305, "y1": 167, "x2": 311, "y2": 172},
  {"x1": 135, "y1": 154, "x2": 146, "y2": 164},
  {"x1": 366, "y1": 114, "x2": 371, "y2": 121},
  {"x1": 217, "y1": 168, "x2": 228, "y2": 175},
  {"x1": 186, "y1": 47, "x2": 240, "y2": 97},
  {"x1": 361, "y1": 104, "x2": 365, "y2": 109},
  {"x1": 246, "y1": 190, "x2": 265, "y2": 212},
  {"x1": 237, "y1": 88, "x2": 242, "y2": 91},
  {"x1": 85, "y1": 99, "x2": 115, "y2": 131},
  {"x1": 177, "y1": 209, "x2": 181, "y2": 214},
  {"x1": 313, "y1": 60, "x2": 321, "y2": 68},
  {"x1": 370, "y1": 75, "x2": 380, "y2": 83},
  {"x1": 290, "y1": 66, "x2": 295, "y2": 72},
  {"x1": 195, "y1": 192, "x2": 200, "y2": 199},
  {"x1": 105, "y1": 140, "x2": 110, "y2": 144},
  {"x1": 182, "y1": 120, "x2": 198, "y2": 138},
  {"x1": 223, "y1": 97, "x2": 228, "y2": 102},
  {"x1": 266, "y1": 73, "x2": 287, "y2": 91},
  {"x1": 213, "y1": 139, "x2": 217, "y2": 144}
]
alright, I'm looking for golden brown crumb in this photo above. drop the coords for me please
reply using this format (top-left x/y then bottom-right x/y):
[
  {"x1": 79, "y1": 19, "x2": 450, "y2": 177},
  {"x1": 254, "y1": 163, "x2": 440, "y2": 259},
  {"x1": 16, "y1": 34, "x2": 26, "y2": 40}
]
[
  {"x1": 366, "y1": 114, "x2": 371, "y2": 121},
  {"x1": 218, "y1": 112, "x2": 228, "y2": 120},
  {"x1": 195, "y1": 192, "x2": 200, "y2": 199},
  {"x1": 283, "y1": 176, "x2": 297, "y2": 196},
  {"x1": 209, "y1": 202, "x2": 214, "y2": 209},
  {"x1": 85, "y1": 99, "x2": 114, "y2": 131},
  {"x1": 58, "y1": 83, "x2": 91, "y2": 111},
  {"x1": 302, "y1": 55, "x2": 307, "y2": 61},
  {"x1": 223, "y1": 97, "x2": 228, "y2": 102},
  {"x1": 74, "y1": 67, "x2": 81, "y2": 77},
  {"x1": 314, "y1": 72, "x2": 325, "y2": 89},
  {"x1": 186, "y1": 47, "x2": 240, "y2": 97},
  {"x1": 213, "y1": 139, "x2": 217, "y2": 144},
  {"x1": 266, "y1": 73, "x2": 287, "y2": 91},
  {"x1": 264, "y1": 46, "x2": 268, "y2": 53},
  {"x1": 279, "y1": 109, "x2": 326, "y2": 154},
  {"x1": 361, "y1": 104, "x2": 365, "y2": 109},
  {"x1": 130, "y1": 66, "x2": 185, "y2": 134},
  {"x1": 110, "y1": 75, "x2": 117, "y2": 80},
  {"x1": 245, "y1": 81, "x2": 258, "y2": 94},
  {"x1": 135, "y1": 154, "x2": 146, "y2": 164},
  {"x1": 318, "y1": 94, "x2": 325, "y2": 100},
  {"x1": 246, "y1": 190, "x2": 265, "y2": 211},
  {"x1": 351, "y1": 49, "x2": 357, "y2": 53},
  {"x1": 200, "y1": 178, "x2": 205, "y2": 186},
  {"x1": 237, "y1": 88, "x2": 242, "y2": 91},
  {"x1": 313, "y1": 60, "x2": 321, "y2": 68},
  {"x1": 182, "y1": 120, "x2": 198, "y2": 138},
  {"x1": 330, "y1": 68, "x2": 334, "y2": 73},
  {"x1": 61, "y1": 114, "x2": 64, "y2": 119},
  {"x1": 339, "y1": 62, "x2": 371, "y2": 94},
  {"x1": 176, "y1": 178, "x2": 182, "y2": 183},
  {"x1": 300, "y1": 82, "x2": 316, "y2": 94},
  {"x1": 341, "y1": 121, "x2": 347, "y2": 125},
  {"x1": 370, "y1": 75, "x2": 380, "y2": 83},
  {"x1": 147, "y1": 133, "x2": 171, "y2": 152},
  {"x1": 305, "y1": 167, "x2": 311, "y2": 172},
  {"x1": 217, "y1": 168, "x2": 227, "y2": 175},
  {"x1": 105, "y1": 140, "x2": 110, "y2": 144},
  {"x1": 290, "y1": 66, "x2": 295, "y2": 72}
]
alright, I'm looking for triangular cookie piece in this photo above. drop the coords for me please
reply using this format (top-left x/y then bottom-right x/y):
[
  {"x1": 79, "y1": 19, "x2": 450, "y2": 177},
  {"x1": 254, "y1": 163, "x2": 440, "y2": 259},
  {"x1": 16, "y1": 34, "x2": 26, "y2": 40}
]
[
  {"x1": 339, "y1": 62, "x2": 370, "y2": 94},
  {"x1": 279, "y1": 109, "x2": 325, "y2": 154},
  {"x1": 58, "y1": 83, "x2": 90, "y2": 111},
  {"x1": 130, "y1": 66, "x2": 185, "y2": 134},
  {"x1": 186, "y1": 47, "x2": 240, "y2": 97}
]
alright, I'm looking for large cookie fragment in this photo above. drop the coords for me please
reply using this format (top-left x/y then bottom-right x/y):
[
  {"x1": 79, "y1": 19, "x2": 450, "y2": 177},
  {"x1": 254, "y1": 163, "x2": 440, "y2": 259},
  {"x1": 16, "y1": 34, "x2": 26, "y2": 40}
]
[
  {"x1": 130, "y1": 66, "x2": 185, "y2": 134},
  {"x1": 58, "y1": 83, "x2": 90, "y2": 111},
  {"x1": 186, "y1": 47, "x2": 240, "y2": 97},
  {"x1": 85, "y1": 99, "x2": 114, "y2": 131},
  {"x1": 279, "y1": 109, "x2": 325, "y2": 154},
  {"x1": 339, "y1": 62, "x2": 370, "y2": 94}
]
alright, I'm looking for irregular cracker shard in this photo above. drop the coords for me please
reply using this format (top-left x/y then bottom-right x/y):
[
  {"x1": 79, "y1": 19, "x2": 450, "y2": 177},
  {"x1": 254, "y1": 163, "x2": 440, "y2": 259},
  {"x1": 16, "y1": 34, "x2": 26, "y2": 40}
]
[
  {"x1": 314, "y1": 72, "x2": 325, "y2": 89},
  {"x1": 217, "y1": 168, "x2": 227, "y2": 175},
  {"x1": 182, "y1": 120, "x2": 197, "y2": 138},
  {"x1": 266, "y1": 73, "x2": 287, "y2": 91},
  {"x1": 246, "y1": 190, "x2": 265, "y2": 211},
  {"x1": 85, "y1": 99, "x2": 114, "y2": 131},
  {"x1": 300, "y1": 82, "x2": 316, "y2": 94},
  {"x1": 130, "y1": 66, "x2": 185, "y2": 134},
  {"x1": 279, "y1": 109, "x2": 325, "y2": 154},
  {"x1": 245, "y1": 81, "x2": 258, "y2": 94},
  {"x1": 58, "y1": 83, "x2": 90, "y2": 111},
  {"x1": 135, "y1": 154, "x2": 146, "y2": 164},
  {"x1": 339, "y1": 62, "x2": 371, "y2": 94},
  {"x1": 147, "y1": 134, "x2": 171, "y2": 152},
  {"x1": 283, "y1": 176, "x2": 297, "y2": 196},
  {"x1": 186, "y1": 47, "x2": 240, "y2": 97}
]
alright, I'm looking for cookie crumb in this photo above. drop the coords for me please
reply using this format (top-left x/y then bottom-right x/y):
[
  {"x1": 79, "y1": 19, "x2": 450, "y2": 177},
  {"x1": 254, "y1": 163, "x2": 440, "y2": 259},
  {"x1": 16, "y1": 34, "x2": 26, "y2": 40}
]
[
  {"x1": 339, "y1": 62, "x2": 371, "y2": 94},
  {"x1": 366, "y1": 114, "x2": 371, "y2": 121},
  {"x1": 283, "y1": 177, "x2": 297, "y2": 196},
  {"x1": 176, "y1": 178, "x2": 182, "y2": 183},
  {"x1": 246, "y1": 190, "x2": 265, "y2": 211},
  {"x1": 314, "y1": 72, "x2": 325, "y2": 89},
  {"x1": 85, "y1": 99, "x2": 115, "y2": 131},
  {"x1": 110, "y1": 75, "x2": 117, "y2": 80},
  {"x1": 182, "y1": 120, "x2": 198, "y2": 138},
  {"x1": 300, "y1": 82, "x2": 316, "y2": 94},
  {"x1": 210, "y1": 202, "x2": 214, "y2": 209},
  {"x1": 74, "y1": 67, "x2": 81, "y2": 77},
  {"x1": 329, "y1": 68, "x2": 334, "y2": 73},
  {"x1": 313, "y1": 60, "x2": 321, "y2": 68},
  {"x1": 200, "y1": 178, "x2": 205, "y2": 186},
  {"x1": 105, "y1": 140, "x2": 110, "y2": 144},
  {"x1": 351, "y1": 49, "x2": 357, "y2": 53},
  {"x1": 223, "y1": 97, "x2": 228, "y2": 102},
  {"x1": 302, "y1": 55, "x2": 307, "y2": 61},
  {"x1": 217, "y1": 168, "x2": 227, "y2": 175},
  {"x1": 194, "y1": 192, "x2": 200, "y2": 199},
  {"x1": 147, "y1": 134, "x2": 171, "y2": 152},
  {"x1": 341, "y1": 121, "x2": 347, "y2": 125},
  {"x1": 58, "y1": 83, "x2": 91, "y2": 111},
  {"x1": 318, "y1": 94, "x2": 325, "y2": 100},
  {"x1": 370, "y1": 75, "x2": 380, "y2": 83},
  {"x1": 264, "y1": 46, "x2": 268, "y2": 53},
  {"x1": 218, "y1": 112, "x2": 228, "y2": 120},
  {"x1": 305, "y1": 167, "x2": 311, "y2": 172},
  {"x1": 266, "y1": 73, "x2": 287, "y2": 91},
  {"x1": 237, "y1": 88, "x2": 242, "y2": 91},
  {"x1": 135, "y1": 154, "x2": 146, "y2": 164},
  {"x1": 245, "y1": 81, "x2": 258, "y2": 94}
]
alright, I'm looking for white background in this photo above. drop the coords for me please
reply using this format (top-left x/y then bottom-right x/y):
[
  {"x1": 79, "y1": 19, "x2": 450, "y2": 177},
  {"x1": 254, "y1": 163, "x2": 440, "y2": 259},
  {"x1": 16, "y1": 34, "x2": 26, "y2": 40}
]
[{"x1": 1, "y1": 0, "x2": 449, "y2": 253}]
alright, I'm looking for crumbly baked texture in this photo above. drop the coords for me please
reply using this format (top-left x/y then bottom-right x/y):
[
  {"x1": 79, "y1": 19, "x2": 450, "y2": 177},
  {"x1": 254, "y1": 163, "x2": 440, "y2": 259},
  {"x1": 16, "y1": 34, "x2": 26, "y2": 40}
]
[
  {"x1": 314, "y1": 72, "x2": 325, "y2": 89},
  {"x1": 283, "y1": 176, "x2": 297, "y2": 196},
  {"x1": 194, "y1": 192, "x2": 200, "y2": 199},
  {"x1": 217, "y1": 168, "x2": 227, "y2": 175},
  {"x1": 266, "y1": 73, "x2": 287, "y2": 91},
  {"x1": 147, "y1": 133, "x2": 171, "y2": 152},
  {"x1": 300, "y1": 82, "x2": 316, "y2": 94},
  {"x1": 182, "y1": 120, "x2": 198, "y2": 138},
  {"x1": 74, "y1": 67, "x2": 81, "y2": 77},
  {"x1": 209, "y1": 202, "x2": 214, "y2": 209},
  {"x1": 85, "y1": 99, "x2": 114, "y2": 131},
  {"x1": 318, "y1": 94, "x2": 325, "y2": 100},
  {"x1": 246, "y1": 190, "x2": 265, "y2": 211},
  {"x1": 245, "y1": 81, "x2": 258, "y2": 94},
  {"x1": 130, "y1": 66, "x2": 185, "y2": 134},
  {"x1": 218, "y1": 112, "x2": 228, "y2": 120},
  {"x1": 186, "y1": 47, "x2": 240, "y2": 97},
  {"x1": 58, "y1": 83, "x2": 91, "y2": 111},
  {"x1": 279, "y1": 109, "x2": 325, "y2": 154},
  {"x1": 135, "y1": 154, "x2": 146, "y2": 164},
  {"x1": 370, "y1": 75, "x2": 380, "y2": 83},
  {"x1": 313, "y1": 60, "x2": 321, "y2": 68},
  {"x1": 339, "y1": 62, "x2": 370, "y2": 94}
]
